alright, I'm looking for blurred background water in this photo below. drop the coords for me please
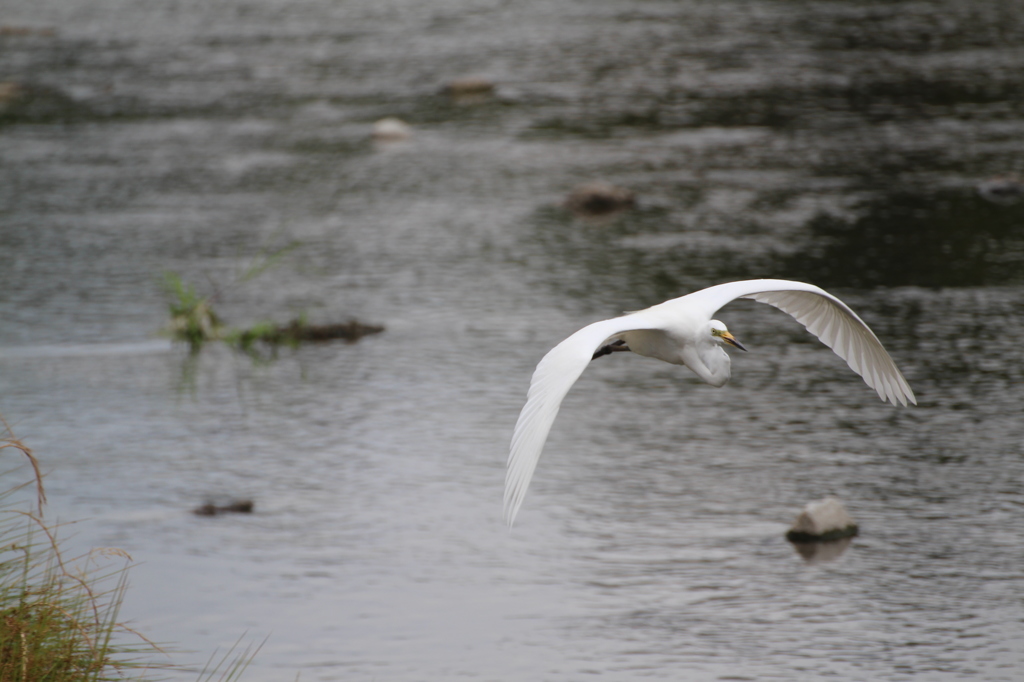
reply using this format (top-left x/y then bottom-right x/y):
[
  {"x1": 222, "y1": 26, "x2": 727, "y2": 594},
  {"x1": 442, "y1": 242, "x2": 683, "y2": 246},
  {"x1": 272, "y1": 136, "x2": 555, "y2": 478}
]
[{"x1": 2, "y1": 0, "x2": 1024, "y2": 679}]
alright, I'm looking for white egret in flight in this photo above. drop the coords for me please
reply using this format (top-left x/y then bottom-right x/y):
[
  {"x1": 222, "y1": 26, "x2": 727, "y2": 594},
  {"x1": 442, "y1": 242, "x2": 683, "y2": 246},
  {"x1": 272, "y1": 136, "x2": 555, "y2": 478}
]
[{"x1": 504, "y1": 279, "x2": 915, "y2": 527}]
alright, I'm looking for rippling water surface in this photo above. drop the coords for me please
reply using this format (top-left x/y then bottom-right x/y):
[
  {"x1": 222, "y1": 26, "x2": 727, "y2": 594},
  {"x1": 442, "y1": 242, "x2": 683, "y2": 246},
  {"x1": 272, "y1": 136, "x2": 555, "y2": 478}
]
[{"x1": 2, "y1": 1, "x2": 1024, "y2": 680}]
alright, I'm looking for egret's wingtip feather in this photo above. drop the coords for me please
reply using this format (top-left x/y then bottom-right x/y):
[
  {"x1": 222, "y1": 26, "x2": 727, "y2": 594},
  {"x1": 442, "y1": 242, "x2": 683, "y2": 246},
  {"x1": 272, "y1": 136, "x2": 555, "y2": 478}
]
[{"x1": 740, "y1": 282, "x2": 915, "y2": 409}]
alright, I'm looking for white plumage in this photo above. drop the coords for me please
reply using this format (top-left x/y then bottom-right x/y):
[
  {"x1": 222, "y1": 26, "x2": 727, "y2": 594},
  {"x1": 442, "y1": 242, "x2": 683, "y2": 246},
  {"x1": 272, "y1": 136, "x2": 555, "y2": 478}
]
[{"x1": 504, "y1": 279, "x2": 915, "y2": 527}]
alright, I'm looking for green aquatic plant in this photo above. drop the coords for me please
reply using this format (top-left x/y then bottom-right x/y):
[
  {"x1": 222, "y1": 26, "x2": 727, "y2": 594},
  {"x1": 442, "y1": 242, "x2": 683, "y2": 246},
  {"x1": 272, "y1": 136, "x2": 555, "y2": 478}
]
[
  {"x1": 161, "y1": 241, "x2": 299, "y2": 354},
  {"x1": 161, "y1": 272, "x2": 225, "y2": 352},
  {"x1": 223, "y1": 319, "x2": 291, "y2": 353}
]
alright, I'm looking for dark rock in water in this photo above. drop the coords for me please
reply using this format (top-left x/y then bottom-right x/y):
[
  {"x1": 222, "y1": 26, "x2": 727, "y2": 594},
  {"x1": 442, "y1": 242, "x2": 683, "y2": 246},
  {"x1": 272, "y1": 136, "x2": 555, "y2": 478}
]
[
  {"x1": 192, "y1": 503, "x2": 218, "y2": 516},
  {"x1": 564, "y1": 181, "x2": 636, "y2": 216},
  {"x1": 276, "y1": 319, "x2": 384, "y2": 343},
  {"x1": 229, "y1": 318, "x2": 384, "y2": 358},
  {"x1": 785, "y1": 496, "x2": 859, "y2": 542},
  {"x1": 193, "y1": 499, "x2": 254, "y2": 516}
]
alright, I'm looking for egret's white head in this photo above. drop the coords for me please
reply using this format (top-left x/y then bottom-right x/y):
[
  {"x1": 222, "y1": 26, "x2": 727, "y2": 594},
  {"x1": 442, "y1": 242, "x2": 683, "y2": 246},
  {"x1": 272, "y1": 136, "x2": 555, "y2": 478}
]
[{"x1": 709, "y1": 320, "x2": 747, "y2": 351}]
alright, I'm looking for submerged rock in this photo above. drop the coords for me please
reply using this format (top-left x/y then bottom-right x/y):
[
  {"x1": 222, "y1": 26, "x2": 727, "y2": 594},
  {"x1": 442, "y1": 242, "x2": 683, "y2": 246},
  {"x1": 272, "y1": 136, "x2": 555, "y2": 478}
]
[
  {"x1": 977, "y1": 176, "x2": 1024, "y2": 205},
  {"x1": 275, "y1": 319, "x2": 384, "y2": 343},
  {"x1": 564, "y1": 181, "x2": 636, "y2": 216},
  {"x1": 229, "y1": 318, "x2": 385, "y2": 355},
  {"x1": 785, "y1": 496, "x2": 859, "y2": 542},
  {"x1": 0, "y1": 25, "x2": 57, "y2": 37},
  {"x1": 443, "y1": 76, "x2": 496, "y2": 97},
  {"x1": 193, "y1": 499, "x2": 254, "y2": 516},
  {"x1": 0, "y1": 81, "x2": 85, "y2": 123},
  {"x1": 443, "y1": 76, "x2": 497, "y2": 105}
]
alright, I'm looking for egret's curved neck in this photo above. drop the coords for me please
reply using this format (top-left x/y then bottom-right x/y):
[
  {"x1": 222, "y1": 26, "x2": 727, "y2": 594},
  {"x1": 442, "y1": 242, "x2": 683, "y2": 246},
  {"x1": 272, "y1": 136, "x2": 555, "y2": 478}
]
[{"x1": 686, "y1": 343, "x2": 731, "y2": 388}]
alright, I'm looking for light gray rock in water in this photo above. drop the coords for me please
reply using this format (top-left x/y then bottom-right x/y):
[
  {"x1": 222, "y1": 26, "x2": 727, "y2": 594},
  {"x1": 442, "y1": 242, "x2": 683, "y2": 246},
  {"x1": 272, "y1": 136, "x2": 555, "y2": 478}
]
[
  {"x1": 372, "y1": 117, "x2": 412, "y2": 141},
  {"x1": 785, "y1": 496, "x2": 859, "y2": 542}
]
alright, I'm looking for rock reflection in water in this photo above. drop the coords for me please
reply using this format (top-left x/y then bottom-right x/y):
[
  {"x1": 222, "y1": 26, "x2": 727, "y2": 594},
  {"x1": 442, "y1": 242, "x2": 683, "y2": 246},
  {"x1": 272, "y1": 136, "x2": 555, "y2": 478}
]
[{"x1": 789, "y1": 537, "x2": 854, "y2": 564}]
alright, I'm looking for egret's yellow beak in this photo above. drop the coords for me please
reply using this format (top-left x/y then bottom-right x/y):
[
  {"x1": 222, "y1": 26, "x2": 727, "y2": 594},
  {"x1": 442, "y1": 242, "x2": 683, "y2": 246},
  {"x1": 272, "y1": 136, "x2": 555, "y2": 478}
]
[{"x1": 720, "y1": 331, "x2": 747, "y2": 351}]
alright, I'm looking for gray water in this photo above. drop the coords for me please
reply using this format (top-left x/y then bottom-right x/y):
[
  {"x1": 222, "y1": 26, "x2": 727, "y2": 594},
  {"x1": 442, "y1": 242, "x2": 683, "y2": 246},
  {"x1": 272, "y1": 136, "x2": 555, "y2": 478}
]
[{"x1": 2, "y1": 0, "x2": 1024, "y2": 679}]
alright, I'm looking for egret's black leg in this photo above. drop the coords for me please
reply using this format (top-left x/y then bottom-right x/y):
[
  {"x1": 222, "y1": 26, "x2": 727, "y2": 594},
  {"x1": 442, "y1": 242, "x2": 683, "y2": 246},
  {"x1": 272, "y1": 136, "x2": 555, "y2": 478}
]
[{"x1": 592, "y1": 339, "x2": 630, "y2": 360}]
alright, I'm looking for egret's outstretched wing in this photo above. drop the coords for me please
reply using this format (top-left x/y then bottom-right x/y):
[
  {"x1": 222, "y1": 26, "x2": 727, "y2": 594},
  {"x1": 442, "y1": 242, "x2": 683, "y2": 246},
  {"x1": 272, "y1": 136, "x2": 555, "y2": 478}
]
[
  {"x1": 680, "y1": 279, "x2": 916, "y2": 407},
  {"x1": 505, "y1": 279, "x2": 915, "y2": 528},
  {"x1": 505, "y1": 313, "x2": 658, "y2": 527}
]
